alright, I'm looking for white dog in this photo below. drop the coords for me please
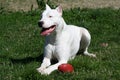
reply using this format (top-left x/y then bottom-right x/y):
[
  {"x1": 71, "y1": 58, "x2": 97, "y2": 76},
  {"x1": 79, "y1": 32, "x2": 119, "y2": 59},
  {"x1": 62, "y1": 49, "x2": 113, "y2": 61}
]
[{"x1": 37, "y1": 4, "x2": 96, "y2": 75}]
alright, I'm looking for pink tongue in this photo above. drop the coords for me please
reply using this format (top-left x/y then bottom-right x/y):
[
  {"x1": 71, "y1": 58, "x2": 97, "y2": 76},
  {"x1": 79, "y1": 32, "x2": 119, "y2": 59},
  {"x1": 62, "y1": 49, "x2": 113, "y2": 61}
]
[{"x1": 40, "y1": 27, "x2": 55, "y2": 36}]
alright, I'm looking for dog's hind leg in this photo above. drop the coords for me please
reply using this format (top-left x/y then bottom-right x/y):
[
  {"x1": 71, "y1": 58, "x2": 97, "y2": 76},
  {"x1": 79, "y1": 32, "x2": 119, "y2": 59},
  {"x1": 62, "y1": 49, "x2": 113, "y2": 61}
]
[
  {"x1": 83, "y1": 48, "x2": 96, "y2": 58},
  {"x1": 80, "y1": 28, "x2": 96, "y2": 58}
]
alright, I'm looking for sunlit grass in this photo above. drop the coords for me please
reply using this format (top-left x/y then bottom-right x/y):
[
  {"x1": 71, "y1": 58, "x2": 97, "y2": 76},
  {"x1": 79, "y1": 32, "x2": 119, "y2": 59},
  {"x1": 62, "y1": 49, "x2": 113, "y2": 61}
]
[{"x1": 0, "y1": 8, "x2": 120, "y2": 80}]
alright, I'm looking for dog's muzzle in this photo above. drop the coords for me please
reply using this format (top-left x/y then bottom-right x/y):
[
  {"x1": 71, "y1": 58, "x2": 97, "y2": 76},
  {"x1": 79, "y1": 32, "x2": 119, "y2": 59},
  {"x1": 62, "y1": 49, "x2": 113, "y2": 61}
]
[{"x1": 38, "y1": 21, "x2": 56, "y2": 36}]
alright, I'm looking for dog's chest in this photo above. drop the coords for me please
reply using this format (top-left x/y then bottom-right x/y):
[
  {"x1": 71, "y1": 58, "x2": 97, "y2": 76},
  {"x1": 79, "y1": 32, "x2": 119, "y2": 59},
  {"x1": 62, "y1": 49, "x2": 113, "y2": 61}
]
[{"x1": 47, "y1": 44, "x2": 60, "y2": 59}]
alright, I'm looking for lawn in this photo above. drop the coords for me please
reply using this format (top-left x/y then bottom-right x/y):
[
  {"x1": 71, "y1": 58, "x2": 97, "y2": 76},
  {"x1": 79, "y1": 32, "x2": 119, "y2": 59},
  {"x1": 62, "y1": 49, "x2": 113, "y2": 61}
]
[{"x1": 0, "y1": 8, "x2": 120, "y2": 80}]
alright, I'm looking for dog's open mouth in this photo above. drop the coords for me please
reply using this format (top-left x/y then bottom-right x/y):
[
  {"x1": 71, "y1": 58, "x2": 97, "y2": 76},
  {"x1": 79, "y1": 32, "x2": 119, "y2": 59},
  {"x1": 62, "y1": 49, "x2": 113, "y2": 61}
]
[{"x1": 40, "y1": 25, "x2": 56, "y2": 36}]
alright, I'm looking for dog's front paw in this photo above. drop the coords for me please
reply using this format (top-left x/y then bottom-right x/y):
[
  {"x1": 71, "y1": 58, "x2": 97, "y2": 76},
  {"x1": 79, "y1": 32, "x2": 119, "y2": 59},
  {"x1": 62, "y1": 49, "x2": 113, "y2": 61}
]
[
  {"x1": 40, "y1": 69, "x2": 52, "y2": 75},
  {"x1": 37, "y1": 67, "x2": 45, "y2": 73},
  {"x1": 37, "y1": 68, "x2": 52, "y2": 75}
]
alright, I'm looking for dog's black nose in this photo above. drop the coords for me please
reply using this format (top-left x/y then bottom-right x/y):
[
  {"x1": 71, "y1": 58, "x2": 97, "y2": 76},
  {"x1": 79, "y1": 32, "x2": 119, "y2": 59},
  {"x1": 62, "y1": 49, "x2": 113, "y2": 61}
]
[{"x1": 38, "y1": 21, "x2": 44, "y2": 27}]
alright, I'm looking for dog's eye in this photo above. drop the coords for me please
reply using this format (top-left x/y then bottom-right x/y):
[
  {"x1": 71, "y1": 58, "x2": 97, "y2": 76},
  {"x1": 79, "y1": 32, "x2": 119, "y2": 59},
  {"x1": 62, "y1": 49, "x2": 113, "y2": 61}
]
[{"x1": 49, "y1": 16, "x2": 52, "y2": 18}]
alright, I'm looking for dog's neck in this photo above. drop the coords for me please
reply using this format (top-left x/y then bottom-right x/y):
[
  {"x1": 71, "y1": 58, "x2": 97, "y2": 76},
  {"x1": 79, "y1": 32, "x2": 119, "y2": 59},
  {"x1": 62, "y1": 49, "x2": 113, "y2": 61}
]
[{"x1": 56, "y1": 18, "x2": 67, "y2": 33}]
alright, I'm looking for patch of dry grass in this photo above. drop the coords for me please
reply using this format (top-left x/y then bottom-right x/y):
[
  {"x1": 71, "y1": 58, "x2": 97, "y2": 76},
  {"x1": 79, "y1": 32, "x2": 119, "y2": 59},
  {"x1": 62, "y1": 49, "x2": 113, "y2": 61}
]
[
  {"x1": 0, "y1": 0, "x2": 120, "y2": 11},
  {"x1": 53, "y1": 0, "x2": 120, "y2": 9},
  {"x1": 0, "y1": 0, "x2": 38, "y2": 11}
]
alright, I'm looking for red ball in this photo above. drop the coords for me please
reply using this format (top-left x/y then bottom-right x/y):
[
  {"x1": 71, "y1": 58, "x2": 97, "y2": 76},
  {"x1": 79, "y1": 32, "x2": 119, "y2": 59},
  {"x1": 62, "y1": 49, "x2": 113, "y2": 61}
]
[{"x1": 58, "y1": 63, "x2": 74, "y2": 73}]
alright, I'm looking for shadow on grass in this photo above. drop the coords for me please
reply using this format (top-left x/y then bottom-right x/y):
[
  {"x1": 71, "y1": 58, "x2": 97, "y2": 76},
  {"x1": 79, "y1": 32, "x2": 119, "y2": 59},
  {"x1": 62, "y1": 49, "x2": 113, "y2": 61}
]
[
  {"x1": 10, "y1": 54, "x2": 58, "y2": 64},
  {"x1": 10, "y1": 54, "x2": 43, "y2": 64}
]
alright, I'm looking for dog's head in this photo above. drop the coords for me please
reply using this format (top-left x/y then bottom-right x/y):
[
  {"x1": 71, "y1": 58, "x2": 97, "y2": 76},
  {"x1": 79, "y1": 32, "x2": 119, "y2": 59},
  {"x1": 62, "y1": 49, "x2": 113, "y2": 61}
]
[{"x1": 38, "y1": 4, "x2": 63, "y2": 36}]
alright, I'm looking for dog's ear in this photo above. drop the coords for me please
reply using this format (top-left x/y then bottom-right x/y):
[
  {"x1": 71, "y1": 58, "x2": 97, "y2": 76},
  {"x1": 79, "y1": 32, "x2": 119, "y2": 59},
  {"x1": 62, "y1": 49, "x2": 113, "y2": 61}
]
[
  {"x1": 56, "y1": 5, "x2": 62, "y2": 16},
  {"x1": 46, "y1": 4, "x2": 51, "y2": 10}
]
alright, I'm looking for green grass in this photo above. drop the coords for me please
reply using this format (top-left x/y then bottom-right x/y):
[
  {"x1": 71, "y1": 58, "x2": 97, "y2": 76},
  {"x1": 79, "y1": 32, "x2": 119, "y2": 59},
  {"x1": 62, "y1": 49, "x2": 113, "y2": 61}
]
[{"x1": 0, "y1": 8, "x2": 120, "y2": 80}]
